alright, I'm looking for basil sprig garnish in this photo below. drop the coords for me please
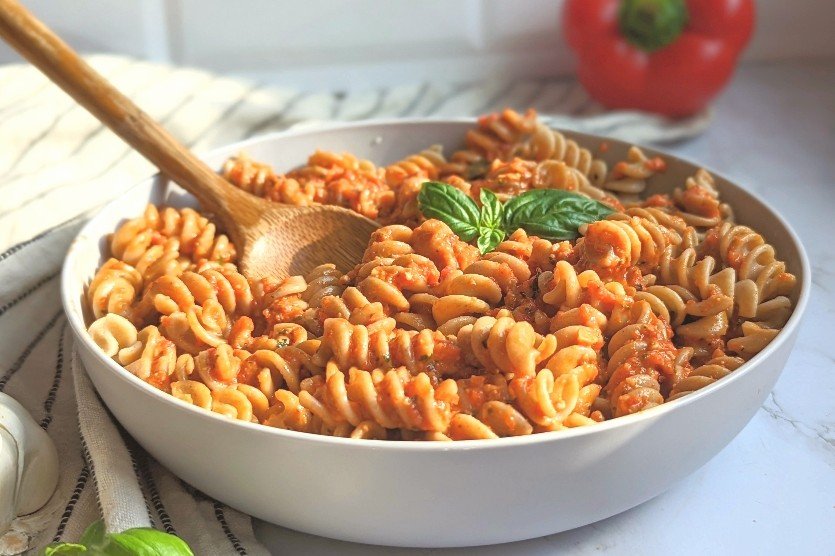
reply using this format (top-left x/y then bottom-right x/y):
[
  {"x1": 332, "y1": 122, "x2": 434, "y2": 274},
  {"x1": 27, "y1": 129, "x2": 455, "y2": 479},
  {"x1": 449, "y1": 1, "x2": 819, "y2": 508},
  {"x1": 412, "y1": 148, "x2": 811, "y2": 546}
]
[{"x1": 418, "y1": 181, "x2": 614, "y2": 253}]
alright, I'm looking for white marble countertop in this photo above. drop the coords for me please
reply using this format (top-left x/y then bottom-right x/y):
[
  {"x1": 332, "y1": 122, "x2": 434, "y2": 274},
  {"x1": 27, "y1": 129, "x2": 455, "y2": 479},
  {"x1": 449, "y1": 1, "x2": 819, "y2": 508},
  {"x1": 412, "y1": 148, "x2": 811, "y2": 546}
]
[{"x1": 253, "y1": 60, "x2": 835, "y2": 555}]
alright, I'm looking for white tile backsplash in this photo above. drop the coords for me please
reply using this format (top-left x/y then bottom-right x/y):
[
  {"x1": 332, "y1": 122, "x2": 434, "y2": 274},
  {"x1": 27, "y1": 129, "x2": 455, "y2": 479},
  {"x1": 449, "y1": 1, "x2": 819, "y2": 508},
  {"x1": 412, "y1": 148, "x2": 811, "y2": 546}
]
[
  {"x1": 0, "y1": 0, "x2": 149, "y2": 59},
  {"x1": 172, "y1": 0, "x2": 482, "y2": 70},
  {"x1": 1, "y1": 0, "x2": 833, "y2": 90},
  {"x1": 746, "y1": 0, "x2": 835, "y2": 63},
  {"x1": 481, "y1": 0, "x2": 563, "y2": 51}
]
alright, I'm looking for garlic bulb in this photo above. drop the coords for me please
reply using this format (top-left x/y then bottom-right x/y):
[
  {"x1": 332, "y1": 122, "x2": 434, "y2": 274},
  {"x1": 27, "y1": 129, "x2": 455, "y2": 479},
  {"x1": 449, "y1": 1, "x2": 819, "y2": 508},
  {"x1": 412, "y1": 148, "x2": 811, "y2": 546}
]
[{"x1": 0, "y1": 392, "x2": 59, "y2": 534}]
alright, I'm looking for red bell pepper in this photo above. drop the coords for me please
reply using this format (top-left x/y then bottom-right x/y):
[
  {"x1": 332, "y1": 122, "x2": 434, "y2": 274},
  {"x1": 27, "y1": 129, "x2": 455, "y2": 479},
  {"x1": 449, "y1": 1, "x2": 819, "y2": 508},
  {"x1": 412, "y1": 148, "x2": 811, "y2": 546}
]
[{"x1": 563, "y1": 0, "x2": 755, "y2": 117}]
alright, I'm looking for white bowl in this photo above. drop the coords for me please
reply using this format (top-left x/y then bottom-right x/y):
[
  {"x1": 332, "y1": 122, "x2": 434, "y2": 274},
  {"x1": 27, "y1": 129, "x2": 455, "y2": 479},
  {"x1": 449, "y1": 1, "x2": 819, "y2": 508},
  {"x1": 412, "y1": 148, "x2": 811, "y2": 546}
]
[{"x1": 61, "y1": 120, "x2": 810, "y2": 548}]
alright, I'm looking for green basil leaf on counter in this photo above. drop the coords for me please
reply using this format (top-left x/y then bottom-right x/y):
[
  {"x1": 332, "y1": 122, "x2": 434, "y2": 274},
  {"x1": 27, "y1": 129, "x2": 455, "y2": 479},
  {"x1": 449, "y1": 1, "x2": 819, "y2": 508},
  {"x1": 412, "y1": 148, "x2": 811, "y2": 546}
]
[
  {"x1": 106, "y1": 528, "x2": 193, "y2": 555},
  {"x1": 44, "y1": 544, "x2": 87, "y2": 555},
  {"x1": 43, "y1": 520, "x2": 193, "y2": 556},
  {"x1": 79, "y1": 520, "x2": 106, "y2": 547},
  {"x1": 418, "y1": 181, "x2": 480, "y2": 241},
  {"x1": 503, "y1": 189, "x2": 614, "y2": 241}
]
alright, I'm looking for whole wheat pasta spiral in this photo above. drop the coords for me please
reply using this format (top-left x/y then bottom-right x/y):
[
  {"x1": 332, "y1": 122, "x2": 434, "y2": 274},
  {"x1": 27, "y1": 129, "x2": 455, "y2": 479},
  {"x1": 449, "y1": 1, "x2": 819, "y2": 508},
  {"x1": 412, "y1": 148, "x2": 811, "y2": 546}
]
[
  {"x1": 707, "y1": 222, "x2": 796, "y2": 303},
  {"x1": 510, "y1": 370, "x2": 580, "y2": 430},
  {"x1": 87, "y1": 313, "x2": 139, "y2": 358},
  {"x1": 635, "y1": 282, "x2": 732, "y2": 361},
  {"x1": 295, "y1": 363, "x2": 458, "y2": 433},
  {"x1": 239, "y1": 349, "x2": 304, "y2": 395},
  {"x1": 116, "y1": 325, "x2": 178, "y2": 390},
  {"x1": 514, "y1": 118, "x2": 607, "y2": 183},
  {"x1": 312, "y1": 317, "x2": 463, "y2": 378},
  {"x1": 602, "y1": 146, "x2": 666, "y2": 201},
  {"x1": 289, "y1": 150, "x2": 393, "y2": 219},
  {"x1": 292, "y1": 264, "x2": 346, "y2": 334},
  {"x1": 658, "y1": 248, "x2": 736, "y2": 299},
  {"x1": 456, "y1": 316, "x2": 557, "y2": 378},
  {"x1": 671, "y1": 169, "x2": 731, "y2": 230},
  {"x1": 314, "y1": 286, "x2": 386, "y2": 326},
  {"x1": 623, "y1": 206, "x2": 689, "y2": 236},
  {"x1": 88, "y1": 259, "x2": 143, "y2": 320},
  {"x1": 252, "y1": 274, "x2": 309, "y2": 334},
  {"x1": 107, "y1": 206, "x2": 191, "y2": 284},
  {"x1": 538, "y1": 261, "x2": 616, "y2": 313},
  {"x1": 131, "y1": 238, "x2": 189, "y2": 284},
  {"x1": 134, "y1": 267, "x2": 251, "y2": 321},
  {"x1": 352, "y1": 253, "x2": 440, "y2": 315},
  {"x1": 634, "y1": 285, "x2": 692, "y2": 327},
  {"x1": 383, "y1": 145, "x2": 448, "y2": 224},
  {"x1": 385, "y1": 145, "x2": 446, "y2": 188},
  {"x1": 313, "y1": 317, "x2": 397, "y2": 371},
  {"x1": 171, "y1": 380, "x2": 213, "y2": 411},
  {"x1": 669, "y1": 353, "x2": 745, "y2": 400},
  {"x1": 580, "y1": 215, "x2": 681, "y2": 277},
  {"x1": 223, "y1": 152, "x2": 316, "y2": 205},
  {"x1": 445, "y1": 402, "x2": 534, "y2": 439},
  {"x1": 459, "y1": 108, "x2": 538, "y2": 165},
  {"x1": 156, "y1": 206, "x2": 237, "y2": 263},
  {"x1": 604, "y1": 301, "x2": 678, "y2": 417},
  {"x1": 727, "y1": 321, "x2": 781, "y2": 359}
]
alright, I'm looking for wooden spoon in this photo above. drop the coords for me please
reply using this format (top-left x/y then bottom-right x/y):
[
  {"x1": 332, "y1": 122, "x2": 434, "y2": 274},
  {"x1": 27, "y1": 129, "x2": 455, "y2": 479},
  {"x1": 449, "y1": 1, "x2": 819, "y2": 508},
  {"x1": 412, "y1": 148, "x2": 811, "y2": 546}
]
[{"x1": 0, "y1": 0, "x2": 379, "y2": 279}]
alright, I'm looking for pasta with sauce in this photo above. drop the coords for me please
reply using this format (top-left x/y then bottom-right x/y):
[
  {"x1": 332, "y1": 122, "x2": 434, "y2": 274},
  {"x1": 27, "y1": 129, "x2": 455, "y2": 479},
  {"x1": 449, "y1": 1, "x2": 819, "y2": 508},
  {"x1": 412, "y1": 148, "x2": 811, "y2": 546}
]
[{"x1": 85, "y1": 108, "x2": 797, "y2": 441}]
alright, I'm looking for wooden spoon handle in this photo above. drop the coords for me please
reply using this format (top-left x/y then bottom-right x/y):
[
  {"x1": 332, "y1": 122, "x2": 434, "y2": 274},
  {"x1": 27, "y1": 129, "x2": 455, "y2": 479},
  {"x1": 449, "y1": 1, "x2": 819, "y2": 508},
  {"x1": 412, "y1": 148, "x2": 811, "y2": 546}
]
[{"x1": 0, "y1": 0, "x2": 247, "y2": 218}]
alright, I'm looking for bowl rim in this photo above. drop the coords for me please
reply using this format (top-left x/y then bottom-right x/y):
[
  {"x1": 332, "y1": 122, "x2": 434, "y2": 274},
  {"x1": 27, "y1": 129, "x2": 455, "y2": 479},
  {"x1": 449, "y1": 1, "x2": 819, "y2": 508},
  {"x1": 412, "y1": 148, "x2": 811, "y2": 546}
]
[{"x1": 61, "y1": 117, "x2": 812, "y2": 452}]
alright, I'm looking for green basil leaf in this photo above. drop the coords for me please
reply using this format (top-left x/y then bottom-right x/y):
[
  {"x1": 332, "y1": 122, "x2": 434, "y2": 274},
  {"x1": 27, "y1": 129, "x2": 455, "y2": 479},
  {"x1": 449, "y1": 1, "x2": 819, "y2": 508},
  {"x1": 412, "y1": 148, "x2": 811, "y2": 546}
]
[
  {"x1": 503, "y1": 189, "x2": 614, "y2": 241},
  {"x1": 478, "y1": 188, "x2": 504, "y2": 230},
  {"x1": 79, "y1": 520, "x2": 106, "y2": 548},
  {"x1": 42, "y1": 521, "x2": 192, "y2": 556},
  {"x1": 418, "y1": 181, "x2": 481, "y2": 241},
  {"x1": 476, "y1": 227, "x2": 505, "y2": 254},
  {"x1": 44, "y1": 544, "x2": 87, "y2": 555},
  {"x1": 106, "y1": 528, "x2": 194, "y2": 556}
]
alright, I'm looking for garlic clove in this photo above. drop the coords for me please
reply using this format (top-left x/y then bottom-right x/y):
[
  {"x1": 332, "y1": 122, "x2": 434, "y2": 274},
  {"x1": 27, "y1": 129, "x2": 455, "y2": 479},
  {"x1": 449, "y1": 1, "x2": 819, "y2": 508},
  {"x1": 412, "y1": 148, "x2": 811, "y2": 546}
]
[
  {"x1": 0, "y1": 426, "x2": 19, "y2": 535},
  {"x1": 0, "y1": 392, "x2": 59, "y2": 533}
]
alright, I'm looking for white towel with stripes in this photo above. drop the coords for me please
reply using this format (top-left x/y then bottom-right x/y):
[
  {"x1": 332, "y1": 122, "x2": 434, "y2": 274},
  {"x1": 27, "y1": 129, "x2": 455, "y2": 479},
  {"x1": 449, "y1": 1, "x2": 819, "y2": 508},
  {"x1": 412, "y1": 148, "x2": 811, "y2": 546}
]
[{"x1": 0, "y1": 54, "x2": 709, "y2": 555}]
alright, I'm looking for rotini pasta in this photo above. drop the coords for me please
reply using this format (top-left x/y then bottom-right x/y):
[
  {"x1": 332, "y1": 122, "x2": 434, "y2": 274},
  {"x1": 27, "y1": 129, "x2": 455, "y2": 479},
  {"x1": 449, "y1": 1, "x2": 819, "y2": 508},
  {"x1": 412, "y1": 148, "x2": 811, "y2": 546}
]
[{"x1": 86, "y1": 108, "x2": 797, "y2": 440}]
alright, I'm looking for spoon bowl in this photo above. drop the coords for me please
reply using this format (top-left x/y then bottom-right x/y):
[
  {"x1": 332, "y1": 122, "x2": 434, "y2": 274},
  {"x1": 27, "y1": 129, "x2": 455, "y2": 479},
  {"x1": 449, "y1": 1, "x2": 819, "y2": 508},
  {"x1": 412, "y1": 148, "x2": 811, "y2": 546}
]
[{"x1": 229, "y1": 195, "x2": 379, "y2": 279}]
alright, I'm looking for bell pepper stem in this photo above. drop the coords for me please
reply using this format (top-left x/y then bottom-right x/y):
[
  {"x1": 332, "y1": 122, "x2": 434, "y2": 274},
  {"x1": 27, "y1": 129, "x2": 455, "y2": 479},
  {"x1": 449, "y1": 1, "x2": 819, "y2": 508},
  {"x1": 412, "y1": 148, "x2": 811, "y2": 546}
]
[{"x1": 619, "y1": 0, "x2": 688, "y2": 52}]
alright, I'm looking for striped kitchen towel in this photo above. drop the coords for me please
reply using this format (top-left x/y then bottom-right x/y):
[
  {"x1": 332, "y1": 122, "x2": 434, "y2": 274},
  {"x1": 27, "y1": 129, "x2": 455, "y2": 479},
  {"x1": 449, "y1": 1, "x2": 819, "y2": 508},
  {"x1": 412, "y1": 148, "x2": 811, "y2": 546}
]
[{"x1": 0, "y1": 54, "x2": 709, "y2": 555}]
